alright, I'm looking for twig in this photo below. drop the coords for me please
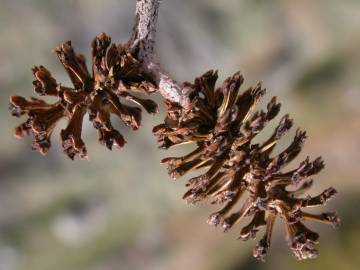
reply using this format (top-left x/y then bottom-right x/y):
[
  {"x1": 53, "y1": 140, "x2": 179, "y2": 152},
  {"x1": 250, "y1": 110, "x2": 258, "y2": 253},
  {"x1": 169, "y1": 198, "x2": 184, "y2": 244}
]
[{"x1": 129, "y1": 0, "x2": 183, "y2": 104}]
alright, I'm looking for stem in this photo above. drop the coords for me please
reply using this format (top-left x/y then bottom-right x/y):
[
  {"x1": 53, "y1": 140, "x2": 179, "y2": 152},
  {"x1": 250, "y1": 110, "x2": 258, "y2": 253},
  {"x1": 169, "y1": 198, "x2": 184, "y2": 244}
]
[{"x1": 129, "y1": 0, "x2": 183, "y2": 104}]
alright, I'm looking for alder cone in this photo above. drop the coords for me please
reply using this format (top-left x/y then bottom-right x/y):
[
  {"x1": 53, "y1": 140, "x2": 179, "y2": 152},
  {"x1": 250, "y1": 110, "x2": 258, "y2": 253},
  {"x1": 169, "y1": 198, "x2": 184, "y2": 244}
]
[
  {"x1": 154, "y1": 70, "x2": 339, "y2": 261},
  {"x1": 9, "y1": 33, "x2": 158, "y2": 159}
]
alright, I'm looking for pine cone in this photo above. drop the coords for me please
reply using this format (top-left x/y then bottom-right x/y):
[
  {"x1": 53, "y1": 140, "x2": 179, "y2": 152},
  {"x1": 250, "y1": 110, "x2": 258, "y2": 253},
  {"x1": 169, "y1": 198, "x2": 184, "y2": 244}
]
[
  {"x1": 9, "y1": 32, "x2": 158, "y2": 159},
  {"x1": 153, "y1": 70, "x2": 339, "y2": 261}
]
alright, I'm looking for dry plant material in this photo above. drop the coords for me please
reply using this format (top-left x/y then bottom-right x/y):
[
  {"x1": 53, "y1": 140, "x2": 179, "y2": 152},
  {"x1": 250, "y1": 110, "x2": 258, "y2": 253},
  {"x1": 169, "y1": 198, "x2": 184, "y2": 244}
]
[
  {"x1": 9, "y1": 33, "x2": 158, "y2": 159},
  {"x1": 8, "y1": 0, "x2": 338, "y2": 261},
  {"x1": 154, "y1": 70, "x2": 339, "y2": 261}
]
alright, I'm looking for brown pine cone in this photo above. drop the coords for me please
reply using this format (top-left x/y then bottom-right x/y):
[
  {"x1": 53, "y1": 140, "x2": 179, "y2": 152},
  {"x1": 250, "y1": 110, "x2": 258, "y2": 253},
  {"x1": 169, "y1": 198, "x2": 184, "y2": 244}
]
[
  {"x1": 153, "y1": 70, "x2": 339, "y2": 261},
  {"x1": 9, "y1": 32, "x2": 158, "y2": 159}
]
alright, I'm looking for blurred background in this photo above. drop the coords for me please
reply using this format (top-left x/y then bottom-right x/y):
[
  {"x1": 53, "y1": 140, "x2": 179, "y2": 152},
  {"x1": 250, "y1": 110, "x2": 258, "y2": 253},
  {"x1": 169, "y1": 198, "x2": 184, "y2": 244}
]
[{"x1": 0, "y1": 0, "x2": 359, "y2": 269}]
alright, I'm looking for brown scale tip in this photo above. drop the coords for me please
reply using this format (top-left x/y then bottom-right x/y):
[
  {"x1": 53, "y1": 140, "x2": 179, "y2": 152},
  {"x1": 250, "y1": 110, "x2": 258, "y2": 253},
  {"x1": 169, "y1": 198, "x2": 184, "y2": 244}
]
[
  {"x1": 154, "y1": 70, "x2": 339, "y2": 261},
  {"x1": 32, "y1": 66, "x2": 58, "y2": 96},
  {"x1": 9, "y1": 32, "x2": 158, "y2": 159},
  {"x1": 253, "y1": 239, "x2": 270, "y2": 262}
]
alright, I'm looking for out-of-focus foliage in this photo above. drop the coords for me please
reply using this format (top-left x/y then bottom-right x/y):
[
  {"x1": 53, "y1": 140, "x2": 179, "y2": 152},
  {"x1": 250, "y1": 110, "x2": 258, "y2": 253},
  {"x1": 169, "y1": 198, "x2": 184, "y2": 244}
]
[{"x1": 0, "y1": 0, "x2": 359, "y2": 270}]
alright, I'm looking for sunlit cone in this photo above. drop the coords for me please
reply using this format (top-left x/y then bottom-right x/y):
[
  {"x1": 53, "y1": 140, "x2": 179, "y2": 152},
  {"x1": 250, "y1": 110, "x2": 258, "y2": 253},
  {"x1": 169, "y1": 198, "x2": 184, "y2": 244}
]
[
  {"x1": 9, "y1": 32, "x2": 158, "y2": 159},
  {"x1": 153, "y1": 70, "x2": 339, "y2": 261}
]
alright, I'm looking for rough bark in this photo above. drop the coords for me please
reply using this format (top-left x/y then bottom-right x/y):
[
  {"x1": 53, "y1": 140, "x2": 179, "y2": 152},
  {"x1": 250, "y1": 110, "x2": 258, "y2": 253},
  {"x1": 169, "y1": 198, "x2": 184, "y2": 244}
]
[{"x1": 129, "y1": 0, "x2": 183, "y2": 104}]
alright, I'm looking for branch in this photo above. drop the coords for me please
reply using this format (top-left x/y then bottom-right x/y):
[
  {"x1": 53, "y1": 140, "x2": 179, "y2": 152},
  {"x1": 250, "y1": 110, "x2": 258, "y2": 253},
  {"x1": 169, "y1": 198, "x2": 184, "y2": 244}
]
[{"x1": 129, "y1": 0, "x2": 183, "y2": 104}]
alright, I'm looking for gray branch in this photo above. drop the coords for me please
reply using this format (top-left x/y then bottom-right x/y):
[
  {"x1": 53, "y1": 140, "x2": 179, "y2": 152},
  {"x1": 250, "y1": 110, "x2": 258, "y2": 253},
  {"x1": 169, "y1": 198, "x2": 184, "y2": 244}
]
[{"x1": 129, "y1": 0, "x2": 183, "y2": 104}]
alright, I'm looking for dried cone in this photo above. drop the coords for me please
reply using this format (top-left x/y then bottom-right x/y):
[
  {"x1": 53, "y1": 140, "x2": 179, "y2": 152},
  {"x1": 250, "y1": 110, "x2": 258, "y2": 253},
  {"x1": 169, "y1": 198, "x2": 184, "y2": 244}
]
[
  {"x1": 9, "y1": 32, "x2": 158, "y2": 159},
  {"x1": 153, "y1": 70, "x2": 339, "y2": 261}
]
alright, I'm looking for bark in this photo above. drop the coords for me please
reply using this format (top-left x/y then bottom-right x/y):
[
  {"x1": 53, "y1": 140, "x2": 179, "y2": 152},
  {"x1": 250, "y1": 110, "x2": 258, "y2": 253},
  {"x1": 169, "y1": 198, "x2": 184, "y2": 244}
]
[{"x1": 129, "y1": 0, "x2": 183, "y2": 104}]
